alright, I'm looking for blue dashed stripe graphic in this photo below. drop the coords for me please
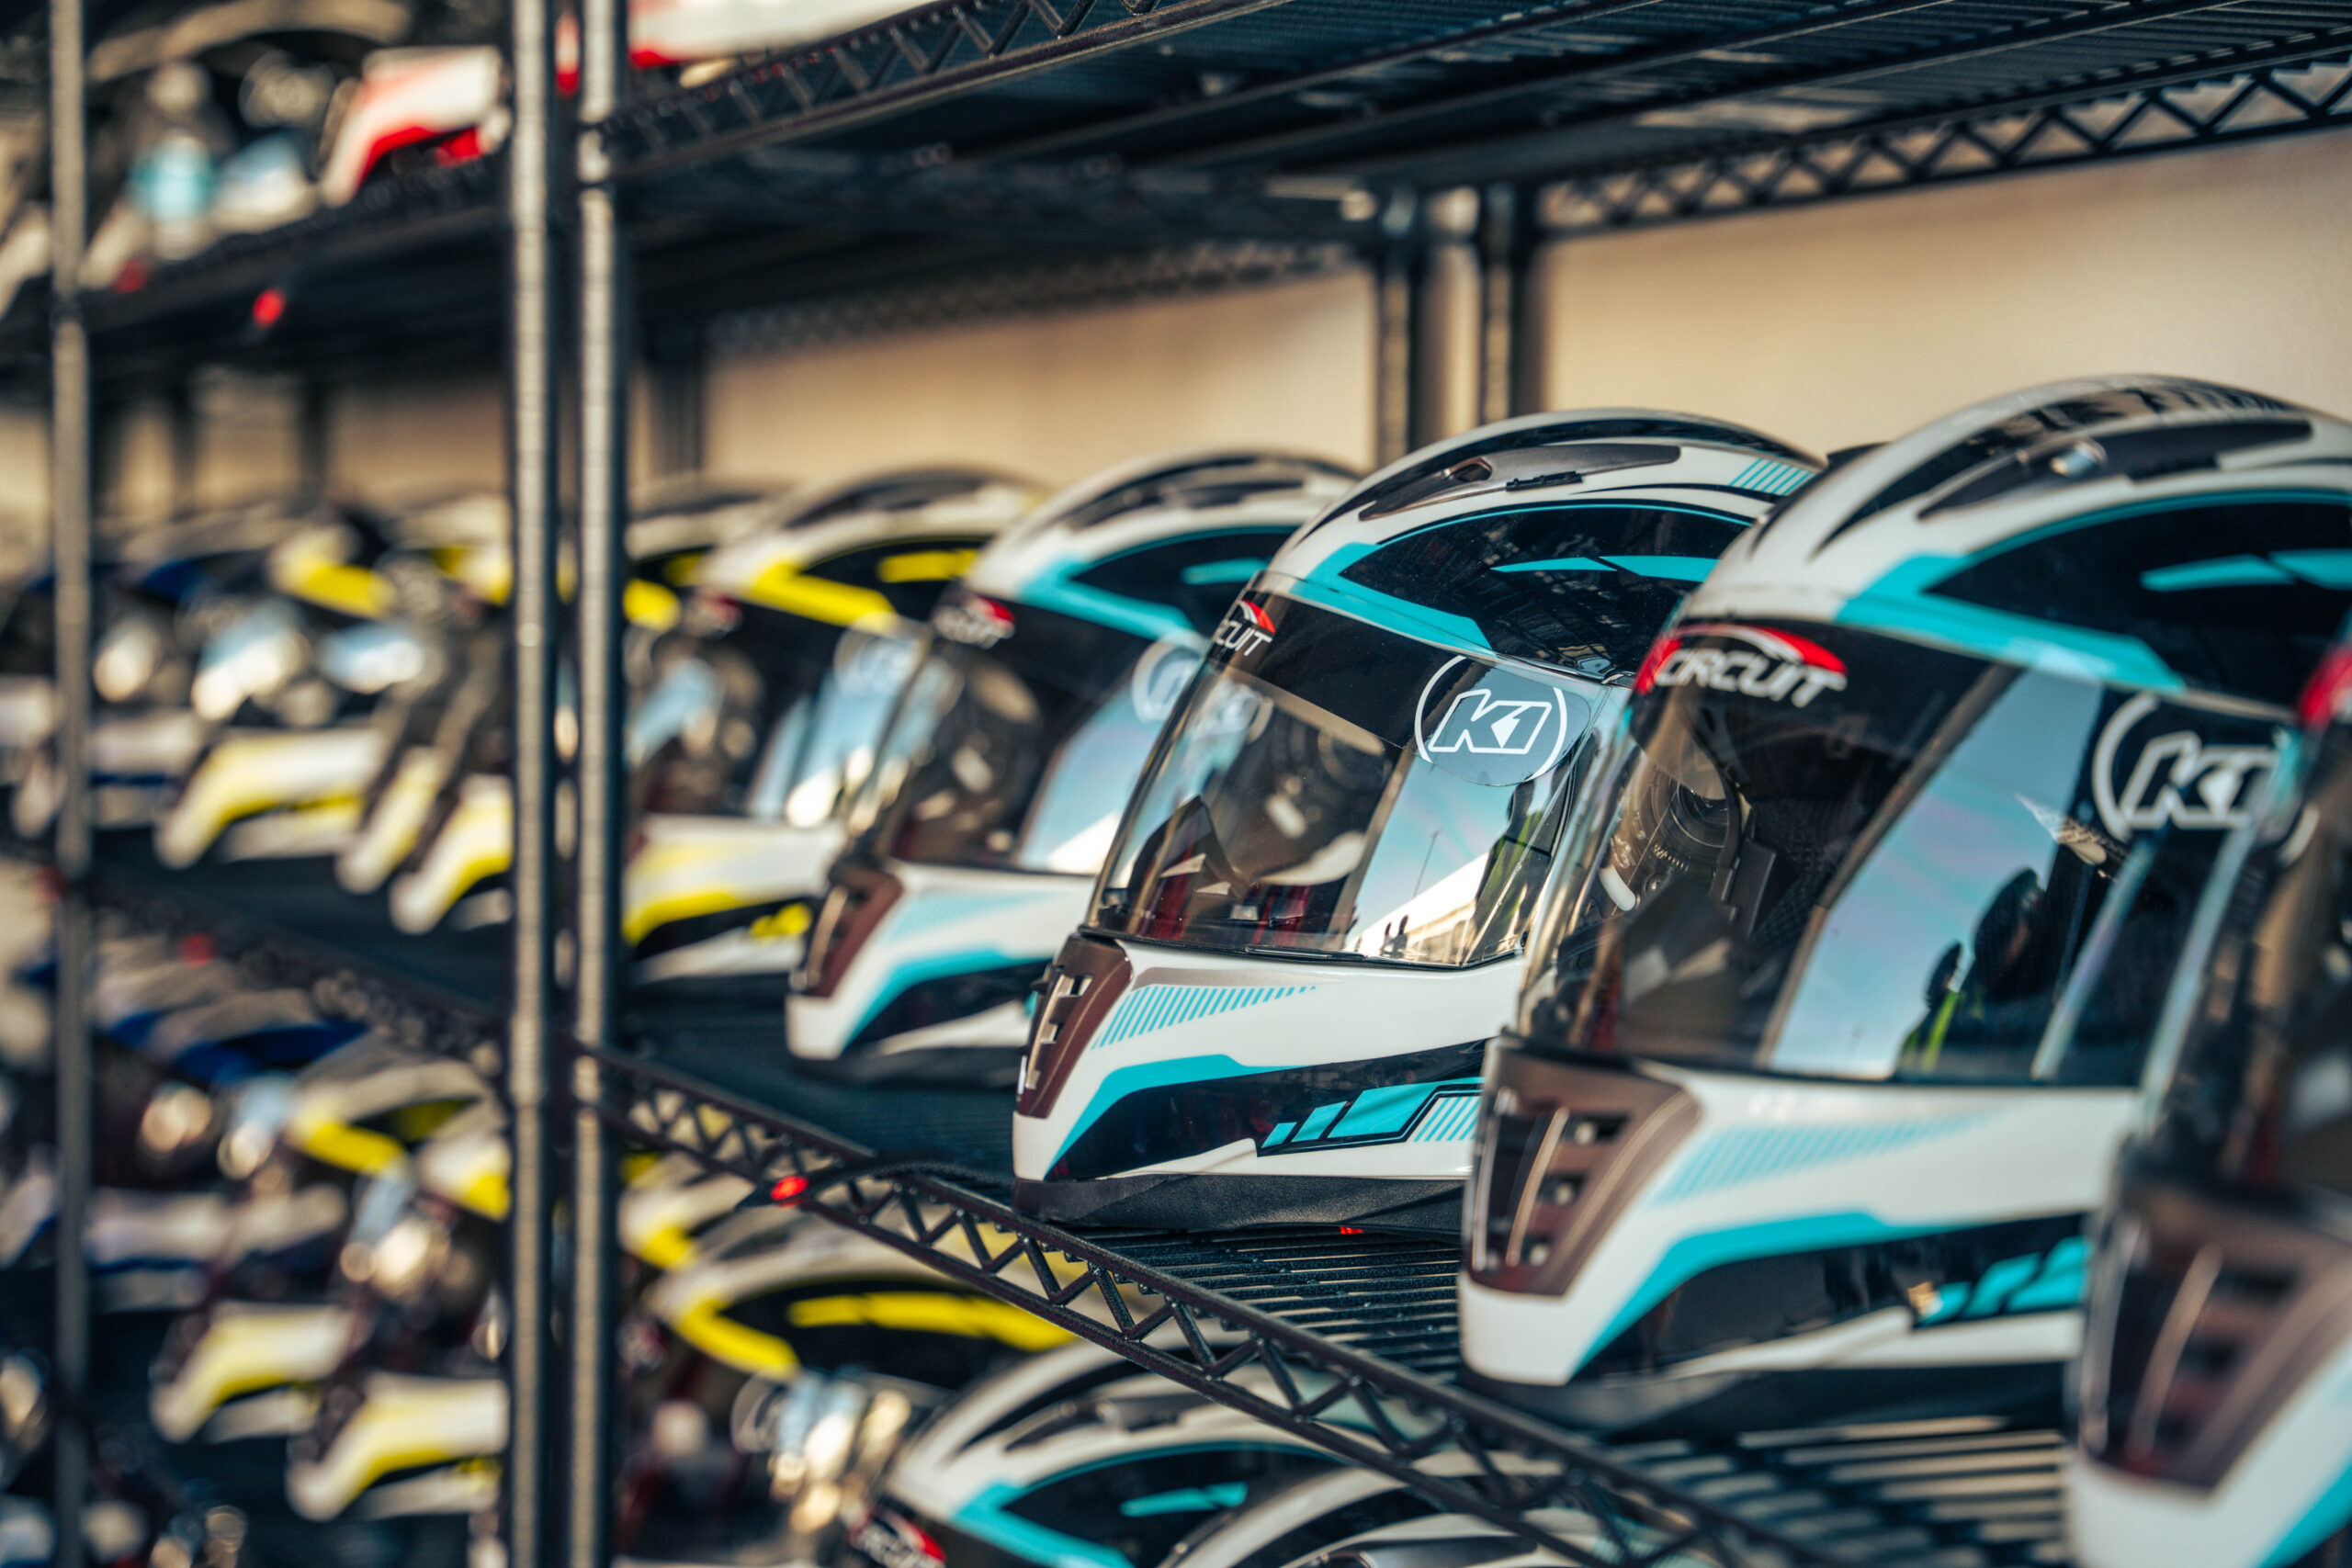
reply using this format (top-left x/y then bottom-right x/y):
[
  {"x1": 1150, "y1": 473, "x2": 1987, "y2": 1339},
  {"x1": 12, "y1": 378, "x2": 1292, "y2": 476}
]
[
  {"x1": 1092, "y1": 984, "x2": 1317, "y2": 1049},
  {"x1": 1411, "y1": 1093, "x2": 1483, "y2": 1144},
  {"x1": 1649, "y1": 1115, "x2": 1992, "y2": 1205},
  {"x1": 1731, "y1": 458, "x2": 1814, "y2": 496}
]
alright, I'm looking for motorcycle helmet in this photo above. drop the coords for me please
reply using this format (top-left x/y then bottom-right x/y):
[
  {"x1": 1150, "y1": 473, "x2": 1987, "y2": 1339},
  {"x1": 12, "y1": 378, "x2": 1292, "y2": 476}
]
[
  {"x1": 153, "y1": 502, "x2": 470, "y2": 869},
  {"x1": 845, "y1": 1337, "x2": 1342, "y2": 1568},
  {"x1": 1165, "y1": 1464, "x2": 1601, "y2": 1568},
  {"x1": 149, "y1": 1038, "x2": 492, "y2": 1442},
  {"x1": 1012, "y1": 412, "x2": 1821, "y2": 1233},
  {"x1": 1458, "y1": 376, "x2": 2352, "y2": 1437},
  {"x1": 12, "y1": 506, "x2": 314, "y2": 839},
  {"x1": 284, "y1": 1104, "x2": 511, "y2": 1522},
  {"x1": 625, "y1": 467, "x2": 1041, "y2": 987},
  {"x1": 615, "y1": 1203, "x2": 1067, "y2": 1564},
  {"x1": 618, "y1": 1151, "x2": 755, "y2": 1272},
  {"x1": 789, "y1": 451, "x2": 1357, "y2": 1084},
  {"x1": 2067, "y1": 638, "x2": 2352, "y2": 1568}
]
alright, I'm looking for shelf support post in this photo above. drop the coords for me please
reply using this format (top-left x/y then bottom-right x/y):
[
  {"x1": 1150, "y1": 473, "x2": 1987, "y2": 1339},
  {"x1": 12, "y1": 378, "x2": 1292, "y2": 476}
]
[
  {"x1": 46, "y1": 0, "x2": 91, "y2": 1555},
  {"x1": 1477, "y1": 183, "x2": 1546, "y2": 425},
  {"x1": 568, "y1": 0, "x2": 629, "y2": 1551},
  {"x1": 504, "y1": 0, "x2": 563, "y2": 1547},
  {"x1": 1373, "y1": 188, "x2": 1426, "y2": 467}
]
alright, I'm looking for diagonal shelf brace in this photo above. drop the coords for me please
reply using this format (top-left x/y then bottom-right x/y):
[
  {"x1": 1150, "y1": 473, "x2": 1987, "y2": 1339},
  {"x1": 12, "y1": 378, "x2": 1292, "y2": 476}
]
[{"x1": 580, "y1": 1042, "x2": 1854, "y2": 1568}]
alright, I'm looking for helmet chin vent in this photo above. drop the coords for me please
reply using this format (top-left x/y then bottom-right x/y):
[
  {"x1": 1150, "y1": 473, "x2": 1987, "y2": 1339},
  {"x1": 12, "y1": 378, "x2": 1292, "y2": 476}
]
[
  {"x1": 1465, "y1": 1051, "x2": 1695, "y2": 1294},
  {"x1": 1015, "y1": 934, "x2": 1132, "y2": 1120},
  {"x1": 2080, "y1": 1163, "x2": 2352, "y2": 1490},
  {"x1": 794, "y1": 863, "x2": 902, "y2": 1000}
]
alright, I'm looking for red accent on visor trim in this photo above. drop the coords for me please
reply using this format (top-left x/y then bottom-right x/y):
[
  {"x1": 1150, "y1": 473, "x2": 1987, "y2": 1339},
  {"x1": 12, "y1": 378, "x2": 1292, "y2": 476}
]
[
  {"x1": 1638, "y1": 622, "x2": 1848, "y2": 692},
  {"x1": 2300, "y1": 645, "x2": 2352, "y2": 728}
]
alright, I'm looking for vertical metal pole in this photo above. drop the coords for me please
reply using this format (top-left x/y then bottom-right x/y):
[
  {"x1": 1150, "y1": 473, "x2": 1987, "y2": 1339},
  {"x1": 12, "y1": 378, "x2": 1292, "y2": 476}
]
[
  {"x1": 1507, "y1": 186, "x2": 1547, "y2": 418},
  {"x1": 1476, "y1": 184, "x2": 1517, "y2": 429},
  {"x1": 568, "y1": 0, "x2": 628, "y2": 1551},
  {"x1": 1373, "y1": 189, "x2": 1424, "y2": 468},
  {"x1": 504, "y1": 0, "x2": 560, "y2": 1547},
  {"x1": 47, "y1": 0, "x2": 92, "y2": 1559}
]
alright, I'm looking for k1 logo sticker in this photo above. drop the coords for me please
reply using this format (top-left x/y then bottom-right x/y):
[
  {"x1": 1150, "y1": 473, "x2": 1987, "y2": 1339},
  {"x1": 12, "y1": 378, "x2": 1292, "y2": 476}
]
[
  {"x1": 1414, "y1": 658, "x2": 1590, "y2": 787},
  {"x1": 2092, "y1": 691, "x2": 2278, "y2": 840}
]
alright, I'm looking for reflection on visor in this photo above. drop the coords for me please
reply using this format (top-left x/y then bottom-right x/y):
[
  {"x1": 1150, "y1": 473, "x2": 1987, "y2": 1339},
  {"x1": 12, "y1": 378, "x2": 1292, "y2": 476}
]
[
  {"x1": 317, "y1": 622, "x2": 428, "y2": 695},
  {"x1": 635, "y1": 613, "x2": 926, "y2": 828},
  {"x1": 192, "y1": 599, "x2": 307, "y2": 720},
  {"x1": 1521, "y1": 620, "x2": 2284, "y2": 1086},
  {"x1": 848, "y1": 599, "x2": 1193, "y2": 875},
  {"x1": 1094, "y1": 595, "x2": 1594, "y2": 969},
  {"x1": 2147, "y1": 722, "x2": 2352, "y2": 1199}
]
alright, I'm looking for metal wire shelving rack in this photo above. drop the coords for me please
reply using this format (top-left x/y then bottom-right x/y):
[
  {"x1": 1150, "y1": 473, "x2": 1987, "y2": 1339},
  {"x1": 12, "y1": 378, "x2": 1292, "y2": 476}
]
[{"x1": 28, "y1": 0, "x2": 2352, "y2": 1562}]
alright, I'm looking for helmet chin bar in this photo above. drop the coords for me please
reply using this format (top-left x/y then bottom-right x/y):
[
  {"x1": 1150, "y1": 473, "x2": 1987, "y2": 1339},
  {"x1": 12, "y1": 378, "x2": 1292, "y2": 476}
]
[
  {"x1": 1465, "y1": 1046, "x2": 1697, "y2": 1290},
  {"x1": 2078, "y1": 1155, "x2": 2352, "y2": 1493},
  {"x1": 794, "y1": 859, "x2": 904, "y2": 1002},
  {"x1": 1018, "y1": 932, "x2": 1133, "y2": 1116}
]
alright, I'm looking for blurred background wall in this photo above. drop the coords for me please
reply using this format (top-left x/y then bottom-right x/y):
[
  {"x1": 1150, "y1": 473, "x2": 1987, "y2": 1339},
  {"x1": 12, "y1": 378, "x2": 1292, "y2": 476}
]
[{"x1": 4, "y1": 123, "x2": 2347, "y2": 528}]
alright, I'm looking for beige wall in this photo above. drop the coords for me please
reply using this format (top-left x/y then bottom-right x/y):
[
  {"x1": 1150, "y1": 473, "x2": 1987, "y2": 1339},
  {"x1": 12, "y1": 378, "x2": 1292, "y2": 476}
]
[
  {"x1": 325, "y1": 373, "x2": 505, "y2": 506},
  {"x1": 1540, "y1": 127, "x2": 2352, "y2": 456},
  {"x1": 6, "y1": 127, "x2": 2350, "y2": 534},
  {"x1": 706, "y1": 268, "x2": 1378, "y2": 488}
]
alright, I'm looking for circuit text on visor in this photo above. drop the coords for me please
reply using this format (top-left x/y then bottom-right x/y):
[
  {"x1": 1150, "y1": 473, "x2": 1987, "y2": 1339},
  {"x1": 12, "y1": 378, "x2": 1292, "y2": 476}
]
[{"x1": 1637, "y1": 623, "x2": 1849, "y2": 708}]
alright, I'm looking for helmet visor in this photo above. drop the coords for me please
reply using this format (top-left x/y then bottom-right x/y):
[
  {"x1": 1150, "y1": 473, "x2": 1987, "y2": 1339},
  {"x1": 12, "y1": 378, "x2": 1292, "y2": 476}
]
[
  {"x1": 1517, "y1": 619, "x2": 2286, "y2": 1085},
  {"x1": 847, "y1": 592, "x2": 1191, "y2": 874},
  {"x1": 2146, "y1": 720, "x2": 2352, "y2": 1200},
  {"x1": 632, "y1": 614, "x2": 922, "y2": 824},
  {"x1": 1091, "y1": 593, "x2": 1599, "y2": 969}
]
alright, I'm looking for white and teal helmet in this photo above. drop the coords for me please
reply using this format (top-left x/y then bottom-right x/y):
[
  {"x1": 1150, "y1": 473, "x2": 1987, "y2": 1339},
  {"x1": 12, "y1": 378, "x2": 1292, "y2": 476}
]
[
  {"x1": 2068, "y1": 628, "x2": 2352, "y2": 1568},
  {"x1": 1010, "y1": 412, "x2": 1820, "y2": 1233},
  {"x1": 622, "y1": 467, "x2": 1040, "y2": 985},
  {"x1": 786, "y1": 451, "x2": 1356, "y2": 1084},
  {"x1": 1461, "y1": 376, "x2": 2352, "y2": 1438},
  {"x1": 845, "y1": 1337, "x2": 1341, "y2": 1568}
]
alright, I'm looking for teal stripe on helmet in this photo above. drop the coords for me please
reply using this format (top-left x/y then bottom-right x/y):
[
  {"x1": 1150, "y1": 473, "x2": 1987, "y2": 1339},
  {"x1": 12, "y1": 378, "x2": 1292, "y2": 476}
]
[
  {"x1": 1013, "y1": 574, "x2": 1203, "y2": 646},
  {"x1": 891, "y1": 888, "x2": 1067, "y2": 941},
  {"x1": 2272, "y1": 548, "x2": 2352, "y2": 588},
  {"x1": 846, "y1": 947, "x2": 1040, "y2": 1043},
  {"x1": 1179, "y1": 558, "x2": 1268, "y2": 586},
  {"x1": 2261, "y1": 1448, "x2": 2352, "y2": 1568},
  {"x1": 1412, "y1": 1093, "x2": 1484, "y2": 1144},
  {"x1": 1496, "y1": 556, "x2": 1607, "y2": 573},
  {"x1": 2143, "y1": 556, "x2": 2296, "y2": 592},
  {"x1": 1839, "y1": 557, "x2": 2185, "y2": 692},
  {"x1": 1732, "y1": 458, "x2": 1815, "y2": 496},
  {"x1": 1493, "y1": 555, "x2": 1717, "y2": 581},
  {"x1": 953, "y1": 1483, "x2": 1158, "y2": 1568},
  {"x1": 1052, "y1": 1053, "x2": 1268, "y2": 1162},
  {"x1": 1330, "y1": 1082, "x2": 1430, "y2": 1138},
  {"x1": 1840, "y1": 487, "x2": 2352, "y2": 691},
  {"x1": 1580, "y1": 1212, "x2": 1957, "y2": 1373}
]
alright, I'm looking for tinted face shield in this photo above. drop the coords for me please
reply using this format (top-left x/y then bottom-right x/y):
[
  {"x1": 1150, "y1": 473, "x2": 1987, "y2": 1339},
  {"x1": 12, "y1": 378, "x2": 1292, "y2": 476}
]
[
  {"x1": 631, "y1": 604, "x2": 922, "y2": 825},
  {"x1": 1513, "y1": 620, "x2": 2285, "y2": 1087},
  {"x1": 2080, "y1": 721, "x2": 2352, "y2": 1489},
  {"x1": 842, "y1": 591, "x2": 1191, "y2": 875},
  {"x1": 1091, "y1": 593, "x2": 1598, "y2": 969}
]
